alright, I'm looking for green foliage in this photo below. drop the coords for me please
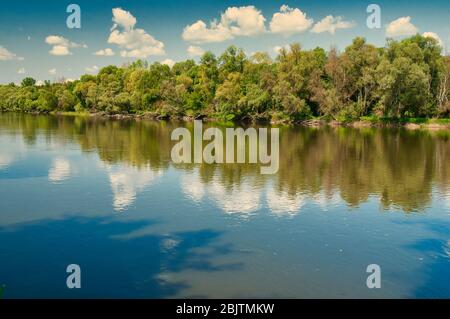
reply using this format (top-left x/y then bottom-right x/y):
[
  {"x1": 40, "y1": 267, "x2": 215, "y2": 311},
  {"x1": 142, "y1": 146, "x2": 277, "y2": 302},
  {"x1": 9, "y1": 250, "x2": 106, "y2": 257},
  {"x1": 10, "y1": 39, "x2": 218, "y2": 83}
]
[
  {"x1": 21, "y1": 77, "x2": 36, "y2": 87},
  {"x1": 1, "y1": 36, "x2": 449, "y2": 122}
]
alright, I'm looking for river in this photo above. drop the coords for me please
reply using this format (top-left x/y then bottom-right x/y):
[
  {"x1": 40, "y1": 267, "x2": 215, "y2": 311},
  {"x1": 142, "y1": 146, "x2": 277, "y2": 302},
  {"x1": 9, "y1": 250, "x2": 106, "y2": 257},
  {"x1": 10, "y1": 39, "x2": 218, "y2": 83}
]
[{"x1": 0, "y1": 113, "x2": 449, "y2": 298}]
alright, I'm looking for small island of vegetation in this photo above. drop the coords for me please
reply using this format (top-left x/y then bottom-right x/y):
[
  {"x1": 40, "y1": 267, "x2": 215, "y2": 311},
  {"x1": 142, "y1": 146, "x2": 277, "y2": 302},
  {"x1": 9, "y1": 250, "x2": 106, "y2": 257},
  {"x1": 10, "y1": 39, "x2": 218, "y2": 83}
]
[{"x1": 1, "y1": 35, "x2": 450, "y2": 128}]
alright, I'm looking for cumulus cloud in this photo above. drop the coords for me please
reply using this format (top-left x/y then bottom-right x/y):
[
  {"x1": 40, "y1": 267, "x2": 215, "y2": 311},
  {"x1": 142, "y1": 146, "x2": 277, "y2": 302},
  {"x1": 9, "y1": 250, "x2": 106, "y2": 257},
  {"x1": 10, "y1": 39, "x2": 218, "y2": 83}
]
[
  {"x1": 269, "y1": 5, "x2": 313, "y2": 35},
  {"x1": 273, "y1": 44, "x2": 290, "y2": 54},
  {"x1": 220, "y1": 6, "x2": 266, "y2": 36},
  {"x1": 182, "y1": 20, "x2": 232, "y2": 44},
  {"x1": 94, "y1": 48, "x2": 115, "y2": 56},
  {"x1": 386, "y1": 16, "x2": 418, "y2": 37},
  {"x1": 161, "y1": 59, "x2": 175, "y2": 67},
  {"x1": 48, "y1": 68, "x2": 57, "y2": 75},
  {"x1": 45, "y1": 35, "x2": 87, "y2": 56},
  {"x1": 49, "y1": 46, "x2": 71, "y2": 56},
  {"x1": 422, "y1": 32, "x2": 443, "y2": 47},
  {"x1": 182, "y1": 5, "x2": 265, "y2": 43},
  {"x1": 0, "y1": 46, "x2": 23, "y2": 60},
  {"x1": 187, "y1": 45, "x2": 205, "y2": 57},
  {"x1": 85, "y1": 65, "x2": 99, "y2": 73},
  {"x1": 108, "y1": 8, "x2": 165, "y2": 58},
  {"x1": 311, "y1": 15, "x2": 355, "y2": 34},
  {"x1": 111, "y1": 7, "x2": 136, "y2": 30},
  {"x1": 17, "y1": 67, "x2": 25, "y2": 74}
]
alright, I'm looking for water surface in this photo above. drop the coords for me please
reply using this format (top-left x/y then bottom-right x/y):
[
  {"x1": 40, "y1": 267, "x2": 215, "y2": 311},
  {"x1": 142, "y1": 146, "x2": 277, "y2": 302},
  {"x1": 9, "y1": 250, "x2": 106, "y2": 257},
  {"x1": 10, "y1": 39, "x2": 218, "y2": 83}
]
[{"x1": 0, "y1": 113, "x2": 449, "y2": 298}]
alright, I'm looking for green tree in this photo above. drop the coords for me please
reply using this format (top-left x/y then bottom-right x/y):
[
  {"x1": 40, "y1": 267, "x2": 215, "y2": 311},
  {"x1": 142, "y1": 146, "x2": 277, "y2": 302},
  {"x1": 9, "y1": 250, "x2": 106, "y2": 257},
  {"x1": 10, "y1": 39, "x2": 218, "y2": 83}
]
[{"x1": 21, "y1": 77, "x2": 36, "y2": 87}]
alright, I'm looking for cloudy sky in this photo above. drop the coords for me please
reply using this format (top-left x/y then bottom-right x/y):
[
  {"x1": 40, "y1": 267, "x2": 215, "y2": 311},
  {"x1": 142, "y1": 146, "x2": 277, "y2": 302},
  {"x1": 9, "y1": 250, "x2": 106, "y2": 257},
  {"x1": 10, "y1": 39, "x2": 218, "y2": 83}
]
[{"x1": 0, "y1": 0, "x2": 449, "y2": 83}]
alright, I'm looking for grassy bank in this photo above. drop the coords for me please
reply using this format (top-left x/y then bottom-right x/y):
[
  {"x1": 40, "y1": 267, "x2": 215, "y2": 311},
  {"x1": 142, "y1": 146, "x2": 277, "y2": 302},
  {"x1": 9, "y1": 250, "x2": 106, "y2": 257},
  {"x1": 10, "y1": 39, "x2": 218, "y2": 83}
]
[{"x1": 7, "y1": 111, "x2": 447, "y2": 130}]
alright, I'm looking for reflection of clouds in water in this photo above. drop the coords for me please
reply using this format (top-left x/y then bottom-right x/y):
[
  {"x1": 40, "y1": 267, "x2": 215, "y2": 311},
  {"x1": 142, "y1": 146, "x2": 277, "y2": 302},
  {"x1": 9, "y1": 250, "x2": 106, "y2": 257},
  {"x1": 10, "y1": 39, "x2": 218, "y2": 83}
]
[
  {"x1": 181, "y1": 170, "x2": 260, "y2": 215},
  {"x1": 444, "y1": 189, "x2": 450, "y2": 209},
  {"x1": 209, "y1": 181, "x2": 260, "y2": 215},
  {"x1": 180, "y1": 171, "x2": 343, "y2": 217},
  {"x1": 161, "y1": 237, "x2": 181, "y2": 252},
  {"x1": 311, "y1": 191, "x2": 341, "y2": 210},
  {"x1": 266, "y1": 187, "x2": 305, "y2": 217},
  {"x1": 0, "y1": 153, "x2": 14, "y2": 169},
  {"x1": 0, "y1": 135, "x2": 26, "y2": 170},
  {"x1": 181, "y1": 173, "x2": 205, "y2": 202},
  {"x1": 48, "y1": 158, "x2": 71, "y2": 183},
  {"x1": 107, "y1": 165, "x2": 163, "y2": 212}
]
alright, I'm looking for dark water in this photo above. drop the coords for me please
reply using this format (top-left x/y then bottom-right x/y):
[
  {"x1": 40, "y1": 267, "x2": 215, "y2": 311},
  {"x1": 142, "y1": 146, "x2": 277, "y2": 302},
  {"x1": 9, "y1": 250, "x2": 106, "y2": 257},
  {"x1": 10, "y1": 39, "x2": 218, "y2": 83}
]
[{"x1": 0, "y1": 113, "x2": 449, "y2": 298}]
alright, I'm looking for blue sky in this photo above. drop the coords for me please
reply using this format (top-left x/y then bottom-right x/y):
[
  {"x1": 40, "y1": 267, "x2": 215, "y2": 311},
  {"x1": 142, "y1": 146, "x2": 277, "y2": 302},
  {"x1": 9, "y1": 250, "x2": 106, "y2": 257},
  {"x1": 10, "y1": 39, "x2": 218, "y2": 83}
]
[{"x1": 0, "y1": 0, "x2": 449, "y2": 84}]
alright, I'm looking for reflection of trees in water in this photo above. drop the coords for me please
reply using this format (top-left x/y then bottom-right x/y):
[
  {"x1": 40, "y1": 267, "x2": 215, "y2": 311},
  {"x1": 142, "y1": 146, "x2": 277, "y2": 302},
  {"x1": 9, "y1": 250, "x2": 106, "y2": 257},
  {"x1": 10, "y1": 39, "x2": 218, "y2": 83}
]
[
  {"x1": 277, "y1": 127, "x2": 450, "y2": 212},
  {"x1": 1, "y1": 113, "x2": 450, "y2": 212}
]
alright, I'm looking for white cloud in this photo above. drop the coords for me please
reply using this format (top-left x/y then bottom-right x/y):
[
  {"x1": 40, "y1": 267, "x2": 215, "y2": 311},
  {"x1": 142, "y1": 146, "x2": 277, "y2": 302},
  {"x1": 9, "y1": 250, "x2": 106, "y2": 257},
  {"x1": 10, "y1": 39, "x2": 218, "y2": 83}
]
[
  {"x1": 49, "y1": 45, "x2": 71, "y2": 56},
  {"x1": 182, "y1": 5, "x2": 265, "y2": 43},
  {"x1": 386, "y1": 16, "x2": 418, "y2": 37},
  {"x1": 17, "y1": 67, "x2": 25, "y2": 74},
  {"x1": 108, "y1": 8, "x2": 165, "y2": 58},
  {"x1": 187, "y1": 45, "x2": 205, "y2": 57},
  {"x1": 422, "y1": 32, "x2": 443, "y2": 47},
  {"x1": 182, "y1": 20, "x2": 233, "y2": 44},
  {"x1": 94, "y1": 48, "x2": 115, "y2": 56},
  {"x1": 220, "y1": 6, "x2": 266, "y2": 36},
  {"x1": 311, "y1": 15, "x2": 355, "y2": 34},
  {"x1": 273, "y1": 44, "x2": 290, "y2": 54},
  {"x1": 161, "y1": 59, "x2": 175, "y2": 67},
  {"x1": 45, "y1": 35, "x2": 86, "y2": 56},
  {"x1": 48, "y1": 68, "x2": 57, "y2": 75},
  {"x1": 85, "y1": 65, "x2": 99, "y2": 74},
  {"x1": 0, "y1": 46, "x2": 23, "y2": 61},
  {"x1": 269, "y1": 5, "x2": 313, "y2": 35},
  {"x1": 111, "y1": 7, "x2": 136, "y2": 30}
]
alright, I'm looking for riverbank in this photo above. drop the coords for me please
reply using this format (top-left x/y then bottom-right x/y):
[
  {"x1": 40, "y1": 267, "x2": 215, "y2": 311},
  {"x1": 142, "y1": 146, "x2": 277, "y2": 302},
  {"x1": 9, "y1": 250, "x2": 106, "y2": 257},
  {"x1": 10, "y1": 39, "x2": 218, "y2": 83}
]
[{"x1": 3, "y1": 110, "x2": 450, "y2": 130}]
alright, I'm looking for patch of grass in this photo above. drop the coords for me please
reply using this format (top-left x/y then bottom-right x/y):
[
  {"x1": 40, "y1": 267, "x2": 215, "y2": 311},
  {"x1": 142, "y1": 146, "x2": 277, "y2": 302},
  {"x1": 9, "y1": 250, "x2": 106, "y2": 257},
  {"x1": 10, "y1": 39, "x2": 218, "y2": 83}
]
[
  {"x1": 358, "y1": 116, "x2": 450, "y2": 125},
  {"x1": 50, "y1": 111, "x2": 90, "y2": 117}
]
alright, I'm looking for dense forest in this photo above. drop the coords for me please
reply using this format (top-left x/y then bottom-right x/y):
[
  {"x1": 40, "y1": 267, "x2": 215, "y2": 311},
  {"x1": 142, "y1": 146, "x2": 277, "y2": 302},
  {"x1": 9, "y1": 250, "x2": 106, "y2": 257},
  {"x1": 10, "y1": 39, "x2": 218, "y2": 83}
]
[{"x1": 1, "y1": 35, "x2": 450, "y2": 122}]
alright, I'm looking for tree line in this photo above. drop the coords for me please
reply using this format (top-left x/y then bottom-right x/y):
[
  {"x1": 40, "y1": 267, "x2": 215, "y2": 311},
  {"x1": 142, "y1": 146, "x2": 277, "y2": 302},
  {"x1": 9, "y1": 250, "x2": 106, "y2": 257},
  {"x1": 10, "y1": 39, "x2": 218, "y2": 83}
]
[{"x1": 1, "y1": 35, "x2": 450, "y2": 122}]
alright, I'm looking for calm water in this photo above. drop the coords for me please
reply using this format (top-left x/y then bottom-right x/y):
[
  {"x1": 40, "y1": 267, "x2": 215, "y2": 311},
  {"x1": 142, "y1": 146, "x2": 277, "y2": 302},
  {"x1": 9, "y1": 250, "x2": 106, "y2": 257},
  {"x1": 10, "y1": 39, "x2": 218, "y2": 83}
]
[{"x1": 0, "y1": 113, "x2": 449, "y2": 298}]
